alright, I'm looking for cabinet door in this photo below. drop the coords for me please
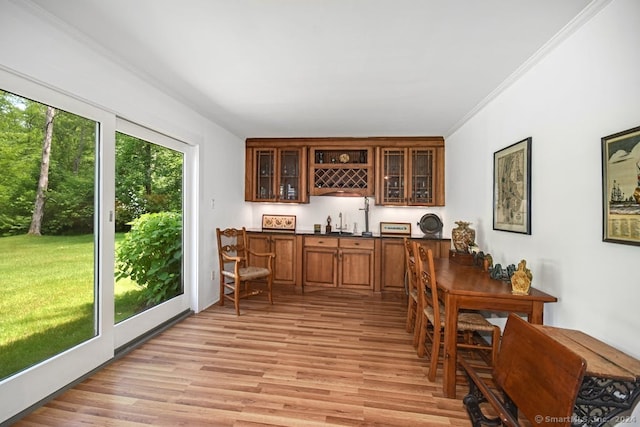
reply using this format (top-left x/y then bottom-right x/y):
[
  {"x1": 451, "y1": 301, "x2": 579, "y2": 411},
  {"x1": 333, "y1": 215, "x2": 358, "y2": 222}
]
[
  {"x1": 271, "y1": 234, "x2": 296, "y2": 285},
  {"x1": 252, "y1": 148, "x2": 276, "y2": 201},
  {"x1": 377, "y1": 148, "x2": 408, "y2": 205},
  {"x1": 303, "y1": 247, "x2": 337, "y2": 287},
  {"x1": 408, "y1": 148, "x2": 435, "y2": 206},
  {"x1": 246, "y1": 147, "x2": 308, "y2": 203},
  {"x1": 248, "y1": 233, "x2": 297, "y2": 285},
  {"x1": 277, "y1": 148, "x2": 308, "y2": 203},
  {"x1": 340, "y1": 248, "x2": 374, "y2": 289},
  {"x1": 380, "y1": 238, "x2": 406, "y2": 292}
]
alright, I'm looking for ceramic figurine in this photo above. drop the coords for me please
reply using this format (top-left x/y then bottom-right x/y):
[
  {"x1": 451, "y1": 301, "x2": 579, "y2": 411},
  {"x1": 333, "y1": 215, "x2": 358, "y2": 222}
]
[{"x1": 511, "y1": 259, "x2": 532, "y2": 295}]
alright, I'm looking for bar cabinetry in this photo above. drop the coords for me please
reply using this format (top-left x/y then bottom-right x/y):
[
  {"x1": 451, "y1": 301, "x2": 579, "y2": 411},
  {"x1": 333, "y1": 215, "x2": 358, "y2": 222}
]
[
  {"x1": 247, "y1": 232, "x2": 302, "y2": 286},
  {"x1": 375, "y1": 138, "x2": 444, "y2": 206},
  {"x1": 245, "y1": 144, "x2": 307, "y2": 203},
  {"x1": 303, "y1": 236, "x2": 375, "y2": 289}
]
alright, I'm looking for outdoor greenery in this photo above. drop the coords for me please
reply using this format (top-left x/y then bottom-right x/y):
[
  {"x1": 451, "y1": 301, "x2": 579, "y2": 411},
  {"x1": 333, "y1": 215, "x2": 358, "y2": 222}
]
[
  {"x1": 0, "y1": 88, "x2": 184, "y2": 380},
  {"x1": 0, "y1": 233, "x2": 139, "y2": 379},
  {"x1": 0, "y1": 89, "x2": 183, "y2": 237},
  {"x1": 116, "y1": 212, "x2": 183, "y2": 307}
]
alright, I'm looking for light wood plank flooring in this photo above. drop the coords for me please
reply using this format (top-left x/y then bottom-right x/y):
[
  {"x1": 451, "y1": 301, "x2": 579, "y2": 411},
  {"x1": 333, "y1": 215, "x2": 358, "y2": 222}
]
[{"x1": 15, "y1": 287, "x2": 471, "y2": 426}]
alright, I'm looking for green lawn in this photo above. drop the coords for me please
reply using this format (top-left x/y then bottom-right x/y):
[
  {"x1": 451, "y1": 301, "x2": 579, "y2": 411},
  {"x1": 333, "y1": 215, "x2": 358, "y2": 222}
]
[{"x1": 0, "y1": 234, "x2": 142, "y2": 379}]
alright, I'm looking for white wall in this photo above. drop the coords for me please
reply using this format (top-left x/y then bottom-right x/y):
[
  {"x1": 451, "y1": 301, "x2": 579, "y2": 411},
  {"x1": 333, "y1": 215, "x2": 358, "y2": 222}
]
[
  {"x1": 447, "y1": 0, "x2": 640, "y2": 360},
  {"x1": 0, "y1": 0, "x2": 246, "y2": 311}
]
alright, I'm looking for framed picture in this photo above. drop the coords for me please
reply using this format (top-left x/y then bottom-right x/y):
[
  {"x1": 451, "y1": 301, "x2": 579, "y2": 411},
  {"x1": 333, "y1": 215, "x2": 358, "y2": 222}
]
[
  {"x1": 379, "y1": 222, "x2": 411, "y2": 236},
  {"x1": 601, "y1": 125, "x2": 640, "y2": 246},
  {"x1": 261, "y1": 214, "x2": 296, "y2": 232},
  {"x1": 493, "y1": 137, "x2": 532, "y2": 234}
]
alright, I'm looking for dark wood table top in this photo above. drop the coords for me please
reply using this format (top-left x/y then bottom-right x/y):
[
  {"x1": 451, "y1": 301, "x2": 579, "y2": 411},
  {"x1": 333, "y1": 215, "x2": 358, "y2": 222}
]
[{"x1": 432, "y1": 257, "x2": 557, "y2": 302}]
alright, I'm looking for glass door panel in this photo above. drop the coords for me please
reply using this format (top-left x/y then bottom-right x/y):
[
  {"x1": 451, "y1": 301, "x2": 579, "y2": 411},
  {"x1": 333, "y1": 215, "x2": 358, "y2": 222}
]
[
  {"x1": 113, "y1": 119, "x2": 192, "y2": 350},
  {"x1": 0, "y1": 89, "x2": 98, "y2": 380},
  {"x1": 382, "y1": 148, "x2": 405, "y2": 204},
  {"x1": 0, "y1": 74, "x2": 113, "y2": 423},
  {"x1": 279, "y1": 149, "x2": 300, "y2": 201},
  {"x1": 255, "y1": 149, "x2": 275, "y2": 200},
  {"x1": 114, "y1": 132, "x2": 184, "y2": 323},
  {"x1": 410, "y1": 149, "x2": 434, "y2": 205}
]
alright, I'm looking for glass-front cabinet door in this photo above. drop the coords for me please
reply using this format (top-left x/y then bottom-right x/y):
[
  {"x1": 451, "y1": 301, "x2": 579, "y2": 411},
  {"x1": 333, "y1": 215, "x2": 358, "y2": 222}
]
[
  {"x1": 255, "y1": 148, "x2": 276, "y2": 201},
  {"x1": 409, "y1": 148, "x2": 435, "y2": 205},
  {"x1": 378, "y1": 148, "x2": 407, "y2": 205},
  {"x1": 376, "y1": 146, "x2": 443, "y2": 206},
  {"x1": 248, "y1": 147, "x2": 307, "y2": 203}
]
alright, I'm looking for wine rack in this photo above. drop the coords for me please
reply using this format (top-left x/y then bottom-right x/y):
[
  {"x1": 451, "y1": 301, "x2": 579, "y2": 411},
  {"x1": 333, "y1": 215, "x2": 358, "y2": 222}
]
[{"x1": 310, "y1": 148, "x2": 374, "y2": 196}]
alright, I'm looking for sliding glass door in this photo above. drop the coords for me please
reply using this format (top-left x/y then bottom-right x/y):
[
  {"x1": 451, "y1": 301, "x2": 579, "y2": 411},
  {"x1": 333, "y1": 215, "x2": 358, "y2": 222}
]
[
  {"x1": 0, "y1": 69, "x2": 115, "y2": 422},
  {"x1": 113, "y1": 119, "x2": 193, "y2": 349},
  {"x1": 0, "y1": 70, "x2": 195, "y2": 423}
]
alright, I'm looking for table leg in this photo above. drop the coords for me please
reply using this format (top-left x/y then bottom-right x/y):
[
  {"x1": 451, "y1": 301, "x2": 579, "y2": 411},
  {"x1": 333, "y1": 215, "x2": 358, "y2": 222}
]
[
  {"x1": 443, "y1": 294, "x2": 459, "y2": 398},
  {"x1": 529, "y1": 301, "x2": 544, "y2": 324}
]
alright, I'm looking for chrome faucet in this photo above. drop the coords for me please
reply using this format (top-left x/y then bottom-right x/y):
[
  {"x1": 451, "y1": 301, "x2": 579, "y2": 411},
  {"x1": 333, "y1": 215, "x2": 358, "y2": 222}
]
[{"x1": 337, "y1": 212, "x2": 348, "y2": 234}]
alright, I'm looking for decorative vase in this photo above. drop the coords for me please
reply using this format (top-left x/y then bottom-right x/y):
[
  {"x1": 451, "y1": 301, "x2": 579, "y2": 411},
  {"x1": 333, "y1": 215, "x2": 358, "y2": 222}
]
[{"x1": 452, "y1": 221, "x2": 475, "y2": 253}]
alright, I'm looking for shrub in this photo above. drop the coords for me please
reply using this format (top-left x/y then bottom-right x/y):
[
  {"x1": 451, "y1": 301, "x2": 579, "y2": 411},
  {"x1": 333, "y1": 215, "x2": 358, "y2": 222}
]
[{"x1": 115, "y1": 212, "x2": 182, "y2": 308}]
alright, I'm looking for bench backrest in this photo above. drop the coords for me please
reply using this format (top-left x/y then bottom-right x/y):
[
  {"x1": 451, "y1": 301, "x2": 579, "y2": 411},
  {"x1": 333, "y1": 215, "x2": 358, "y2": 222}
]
[{"x1": 495, "y1": 314, "x2": 587, "y2": 426}]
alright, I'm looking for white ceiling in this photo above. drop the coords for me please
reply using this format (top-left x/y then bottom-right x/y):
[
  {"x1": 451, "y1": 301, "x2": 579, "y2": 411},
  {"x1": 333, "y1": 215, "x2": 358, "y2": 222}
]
[{"x1": 28, "y1": 0, "x2": 598, "y2": 139}]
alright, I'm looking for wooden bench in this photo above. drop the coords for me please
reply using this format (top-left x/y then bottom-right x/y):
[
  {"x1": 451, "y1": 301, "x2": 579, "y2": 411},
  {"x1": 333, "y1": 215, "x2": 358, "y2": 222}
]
[{"x1": 459, "y1": 313, "x2": 587, "y2": 427}]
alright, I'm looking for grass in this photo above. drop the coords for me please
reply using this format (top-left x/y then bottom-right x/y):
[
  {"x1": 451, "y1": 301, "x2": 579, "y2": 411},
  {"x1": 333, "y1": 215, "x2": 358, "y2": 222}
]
[{"x1": 0, "y1": 233, "x2": 143, "y2": 380}]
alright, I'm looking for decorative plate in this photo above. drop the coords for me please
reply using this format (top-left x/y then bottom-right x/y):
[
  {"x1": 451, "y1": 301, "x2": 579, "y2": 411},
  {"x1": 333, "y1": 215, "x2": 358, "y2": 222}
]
[
  {"x1": 418, "y1": 213, "x2": 443, "y2": 236},
  {"x1": 339, "y1": 153, "x2": 350, "y2": 163}
]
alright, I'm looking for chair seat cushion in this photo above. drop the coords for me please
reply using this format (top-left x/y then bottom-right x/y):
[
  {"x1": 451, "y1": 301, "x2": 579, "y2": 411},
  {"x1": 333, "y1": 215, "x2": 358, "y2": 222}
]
[
  {"x1": 424, "y1": 306, "x2": 496, "y2": 332},
  {"x1": 222, "y1": 266, "x2": 271, "y2": 280}
]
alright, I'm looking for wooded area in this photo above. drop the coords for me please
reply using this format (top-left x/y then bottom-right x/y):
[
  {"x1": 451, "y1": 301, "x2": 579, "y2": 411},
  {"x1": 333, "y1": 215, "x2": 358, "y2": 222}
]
[{"x1": 0, "y1": 89, "x2": 183, "y2": 236}]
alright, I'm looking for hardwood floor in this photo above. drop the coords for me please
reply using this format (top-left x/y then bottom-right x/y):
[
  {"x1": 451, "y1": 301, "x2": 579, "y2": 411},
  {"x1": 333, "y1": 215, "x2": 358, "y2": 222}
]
[{"x1": 15, "y1": 287, "x2": 471, "y2": 426}]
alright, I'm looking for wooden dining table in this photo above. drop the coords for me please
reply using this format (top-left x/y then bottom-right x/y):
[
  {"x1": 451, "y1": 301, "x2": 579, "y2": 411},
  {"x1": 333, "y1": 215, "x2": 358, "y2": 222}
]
[{"x1": 432, "y1": 257, "x2": 558, "y2": 398}]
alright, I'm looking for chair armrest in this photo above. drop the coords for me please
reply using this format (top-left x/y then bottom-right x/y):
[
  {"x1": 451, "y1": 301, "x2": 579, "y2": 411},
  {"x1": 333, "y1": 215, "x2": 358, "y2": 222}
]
[
  {"x1": 221, "y1": 253, "x2": 243, "y2": 263},
  {"x1": 247, "y1": 249, "x2": 276, "y2": 259},
  {"x1": 459, "y1": 356, "x2": 520, "y2": 427}
]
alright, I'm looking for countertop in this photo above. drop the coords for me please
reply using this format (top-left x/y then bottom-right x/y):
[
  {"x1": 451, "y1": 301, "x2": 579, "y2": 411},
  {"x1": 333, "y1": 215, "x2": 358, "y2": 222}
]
[{"x1": 247, "y1": 228, "x2": 450, "y2": 240}]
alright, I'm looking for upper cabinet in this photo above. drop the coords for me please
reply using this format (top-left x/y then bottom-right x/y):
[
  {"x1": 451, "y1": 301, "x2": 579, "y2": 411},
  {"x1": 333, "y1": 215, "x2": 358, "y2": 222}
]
[
  {"x1": 375, "y1": 138, "x2": 445, "y2": 206},
  {"x1": 309, "y1": 147, "x2": 374, "y2": 197},
  {"x1": 245, "y1": 137, "x2": 444, "y2": 205},
  {"x1": 245, "y1": 142, "x2": 308, "y2": 203}
]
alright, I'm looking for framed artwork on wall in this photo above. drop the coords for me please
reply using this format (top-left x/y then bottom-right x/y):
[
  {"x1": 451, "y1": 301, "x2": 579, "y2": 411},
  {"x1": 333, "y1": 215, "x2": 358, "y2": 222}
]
[
  {"x1": 493, "y1": 137, "x2": 532, "y2": 234},
  {"x1": 601, "y1": 125, "x2": 640, "y2": 246}
]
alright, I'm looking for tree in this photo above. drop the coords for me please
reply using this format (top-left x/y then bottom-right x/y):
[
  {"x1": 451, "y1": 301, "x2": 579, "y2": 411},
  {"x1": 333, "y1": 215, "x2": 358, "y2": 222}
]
[{"x1": 28, "y1": 106, "x2": 56, "y2": 235}]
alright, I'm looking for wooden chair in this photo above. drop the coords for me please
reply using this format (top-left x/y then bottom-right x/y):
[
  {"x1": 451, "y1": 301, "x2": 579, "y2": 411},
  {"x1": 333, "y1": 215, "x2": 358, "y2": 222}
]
[
  {"x1": 404, "y1": 237, "x2": 419, "y2": 336},
  {"x1": 459, "y1": 313, "x2": 587, "y2": 426},
  {"x1": 216, "y1": 227, "x2": 275, "y2": 315},
  {"x1": 415, "y1": 243, "x2": 501, "y2": 381}
]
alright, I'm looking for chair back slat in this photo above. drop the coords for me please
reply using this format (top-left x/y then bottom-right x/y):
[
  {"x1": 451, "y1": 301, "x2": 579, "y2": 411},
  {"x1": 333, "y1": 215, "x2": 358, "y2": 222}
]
[
  {"x1": 415, "y1": 244, "x2": 440, "y2": 327},
  {"x1": 403, "y1": 237, "x2": 417, "y2": 294}
]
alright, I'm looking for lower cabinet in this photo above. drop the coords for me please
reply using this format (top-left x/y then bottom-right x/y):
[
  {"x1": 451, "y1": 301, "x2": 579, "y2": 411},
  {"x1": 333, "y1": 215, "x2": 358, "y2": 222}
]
[
  {"x1": 379, "y1": 237, "x2": 451, "y2": 292},
  {"x1": 247, "y1": 232, "x2": 301, "y2": 286},
  {"x1": 247, "y1": 232, "x2": 448, "y2": 292},
  {"x1": 303, "y1": 236, "x2": 375, "y2": 290}
]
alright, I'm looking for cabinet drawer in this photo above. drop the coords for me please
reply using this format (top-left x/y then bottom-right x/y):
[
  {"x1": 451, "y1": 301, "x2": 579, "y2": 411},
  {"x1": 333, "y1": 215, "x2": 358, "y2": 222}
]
[
  {"x1": 304, "y1": 236, "x2": 338, "y2": 248},
  {"x1": 339, "y1": 238, "x2": 374, "y2": 250}
]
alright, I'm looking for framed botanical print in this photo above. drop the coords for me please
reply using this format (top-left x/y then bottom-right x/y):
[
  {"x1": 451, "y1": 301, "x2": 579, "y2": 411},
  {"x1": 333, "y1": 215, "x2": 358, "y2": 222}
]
[
  {"x1": 602, "y1": 125, "x2": 640, "y2": 245},
  {"x1": 493, "y1": 137, "x2": 532, "y2": 234}
]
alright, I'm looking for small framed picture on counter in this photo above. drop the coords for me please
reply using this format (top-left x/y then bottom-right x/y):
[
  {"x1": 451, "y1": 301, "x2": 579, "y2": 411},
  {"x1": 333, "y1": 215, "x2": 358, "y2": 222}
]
[
  {"x1": 380, "y1": 222, "x2": 411, "y2": 236},
  {"x1": 262, "y1": 214, "x2": 296, "y2": 232}
]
